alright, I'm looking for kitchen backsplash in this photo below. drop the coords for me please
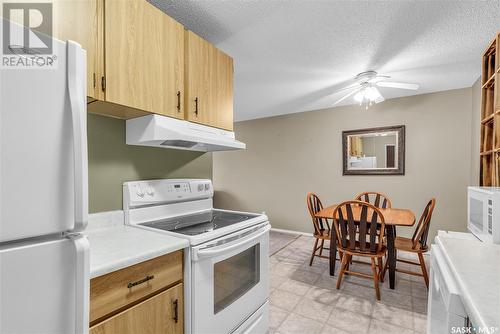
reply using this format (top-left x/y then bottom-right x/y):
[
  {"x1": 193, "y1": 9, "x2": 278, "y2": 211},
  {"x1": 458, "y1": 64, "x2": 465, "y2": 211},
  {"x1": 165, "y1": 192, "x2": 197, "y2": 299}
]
[{"x1": 88, "y1": 114, "x2": 212, "y2": 213}]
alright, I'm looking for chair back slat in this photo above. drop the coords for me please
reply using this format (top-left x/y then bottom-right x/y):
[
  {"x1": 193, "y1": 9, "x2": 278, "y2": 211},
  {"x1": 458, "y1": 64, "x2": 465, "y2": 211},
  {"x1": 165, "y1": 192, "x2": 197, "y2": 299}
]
[
  {"x1": 358, "y1": 205, "x2": 368, "y2": 251},
  {"x1": 332, "y1": 201, "x2": 386, "y2": 254},
  {"x1": 346, "y1": 204, "x2": 356, "y2": 251},
  {"x1": 338, "y1": 209, "x2": 348, "y2": 249},
  {"x1": 369, "y1": 209, "x2": 379, "y2": 253},
  {"x1": 411, "y1": 199, "x2": 436, "y2": 249},
  {"x1": 421, "y1": 220, "x2": 431, "y2": 247},
  {"x1": 355, "y1": 192, "x2": 392, "y2": 209},
  {"x1": 363, "y1": 194, "x2": 370, "y2": 203},
  {"x1": 306, "y1": 193, "x2": 331, "y2": 236}
]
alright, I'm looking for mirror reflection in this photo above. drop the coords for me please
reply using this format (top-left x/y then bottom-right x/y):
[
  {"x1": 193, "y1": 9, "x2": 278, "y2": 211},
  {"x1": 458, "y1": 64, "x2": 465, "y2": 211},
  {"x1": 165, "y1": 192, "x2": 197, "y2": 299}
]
[{"x1": 347, "y1": 132, "x2": 398, "y2": 170}]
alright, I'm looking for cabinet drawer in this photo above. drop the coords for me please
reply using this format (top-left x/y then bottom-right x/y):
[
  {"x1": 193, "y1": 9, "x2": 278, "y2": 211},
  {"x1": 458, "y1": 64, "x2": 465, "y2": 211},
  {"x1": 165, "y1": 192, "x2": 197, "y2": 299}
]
[
  {"x1": 90, "y1": 250, "x2": 183, "y2": 324},
  {"x1": 90, "y1": 283, "x2": 183, "y2": 334}
]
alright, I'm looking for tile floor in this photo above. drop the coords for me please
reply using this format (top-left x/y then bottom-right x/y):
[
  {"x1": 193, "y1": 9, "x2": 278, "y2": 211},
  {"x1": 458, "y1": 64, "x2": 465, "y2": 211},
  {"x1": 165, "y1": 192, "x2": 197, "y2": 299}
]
[
  {"x1": 269, "y1": 231, "x2": 299, "y2": 255},
  {"x1": 268, "y1": 233, "x2": 429, "y2": 334}
]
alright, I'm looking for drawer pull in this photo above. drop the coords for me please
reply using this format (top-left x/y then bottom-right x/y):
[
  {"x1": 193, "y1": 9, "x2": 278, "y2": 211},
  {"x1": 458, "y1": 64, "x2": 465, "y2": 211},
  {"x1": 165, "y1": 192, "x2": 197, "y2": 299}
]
[
  {"x1": 127, "y1": 275, "x2": 155, "y2": 289},
  {"x1": 172, "y1": 299, "x2": 179, "y2": 323},
  {"x1": 194, "y1": 97, "x2": 199, "y2": 116}
]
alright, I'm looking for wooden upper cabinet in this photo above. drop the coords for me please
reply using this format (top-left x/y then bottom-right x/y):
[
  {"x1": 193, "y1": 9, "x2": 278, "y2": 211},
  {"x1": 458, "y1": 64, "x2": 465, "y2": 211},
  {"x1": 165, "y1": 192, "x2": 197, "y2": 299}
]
[
  {"x1": 52, "y1": 0, "x2": 104, "y2": 100},
  {"x1": 185, "y1": 31, "x2": 234, "y2": 131},
  {"x1": 184, "y1": 32, "x2": 210, "y2": 126},
  {"x1": 90, "y1": 283, "x2": 184, "y2": 334},
  {"x1": 105, "y1": 0, "x2": 184, "y2": 119},
  {"x1": 52, "y1": 0, "x2": 234, "y2": 128}
]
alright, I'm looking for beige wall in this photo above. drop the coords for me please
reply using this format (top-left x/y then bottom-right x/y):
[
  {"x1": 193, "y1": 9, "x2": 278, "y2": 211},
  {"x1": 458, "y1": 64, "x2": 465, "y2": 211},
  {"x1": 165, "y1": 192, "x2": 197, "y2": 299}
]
[
  {"x1": 88, "y1": 114, "x2": 212, "y2": 213},
  {"x1": 213, "y1": 87, "x2": 480, "y2": 240}
]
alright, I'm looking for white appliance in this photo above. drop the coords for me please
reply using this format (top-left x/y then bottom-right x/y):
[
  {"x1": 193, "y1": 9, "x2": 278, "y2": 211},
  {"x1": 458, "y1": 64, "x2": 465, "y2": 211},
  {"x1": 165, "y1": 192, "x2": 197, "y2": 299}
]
[
  {"x1": 0, "y1": 39, "x2": 89, "y2": 333},
  {"x1": 427, "y1": 232, "x2": 476, "y2": 334},
  {"x1": 349, "y1": 156, "x2": 377, "y2": 169},
  {"x1": 467, "y1": 186, "x2": 500, "y2": 244},
  {"x1": 123, "y1": 179, "x2": 269, "y2": 334},
  {"x1": 126, "y1": 114, "x2": 246, "y2": 152}
]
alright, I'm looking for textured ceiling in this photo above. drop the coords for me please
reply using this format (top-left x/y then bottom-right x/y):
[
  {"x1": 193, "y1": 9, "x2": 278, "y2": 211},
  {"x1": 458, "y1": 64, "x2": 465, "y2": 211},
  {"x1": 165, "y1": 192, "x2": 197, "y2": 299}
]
[{"x1": 150, "y1": 0, "x2": 500, "y2": 121}]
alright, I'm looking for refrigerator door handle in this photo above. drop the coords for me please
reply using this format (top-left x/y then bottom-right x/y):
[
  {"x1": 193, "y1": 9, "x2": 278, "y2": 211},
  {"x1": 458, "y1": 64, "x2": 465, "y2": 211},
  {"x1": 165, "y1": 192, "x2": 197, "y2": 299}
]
[
  {"x1": 67, "y1": 40, "x2": 88, "y2": 232},
  {"x1": 70, "y1": 234, "x2": 90, "y2": 334}
]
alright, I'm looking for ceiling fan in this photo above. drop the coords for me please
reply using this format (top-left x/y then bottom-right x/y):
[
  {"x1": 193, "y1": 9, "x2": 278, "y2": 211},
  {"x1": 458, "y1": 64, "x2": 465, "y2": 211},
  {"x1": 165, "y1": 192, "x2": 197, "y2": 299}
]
[{"x1": 332, "y1": 71, "x2": 419, "y2": 109}]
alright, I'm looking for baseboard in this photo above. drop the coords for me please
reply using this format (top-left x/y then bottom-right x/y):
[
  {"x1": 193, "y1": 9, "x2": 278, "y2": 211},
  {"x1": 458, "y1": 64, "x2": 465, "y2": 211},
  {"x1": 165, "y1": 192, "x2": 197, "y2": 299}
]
[{"x1": 270, "y1": 227, "x2": 312, "y2": 237}]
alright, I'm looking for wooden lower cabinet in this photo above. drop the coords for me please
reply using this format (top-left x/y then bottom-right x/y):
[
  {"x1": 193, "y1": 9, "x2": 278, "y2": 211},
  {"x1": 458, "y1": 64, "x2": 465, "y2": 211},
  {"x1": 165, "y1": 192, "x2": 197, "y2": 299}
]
[
  {"x1": 89, "y1": 251, "x2": 184, "y2": 333},
  {"x1": 90, "y1": 283, "x2": 183, "y2": 334},
  {"x1": 90, "y1": 251, "x2": 183, "y2": 323}
]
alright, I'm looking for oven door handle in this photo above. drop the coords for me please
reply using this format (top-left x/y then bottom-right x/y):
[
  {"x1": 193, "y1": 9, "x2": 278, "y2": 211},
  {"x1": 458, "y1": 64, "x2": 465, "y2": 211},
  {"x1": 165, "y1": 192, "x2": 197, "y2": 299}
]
[{"x1": 193, "y1": 225, "x2": 270, "y2": 261}]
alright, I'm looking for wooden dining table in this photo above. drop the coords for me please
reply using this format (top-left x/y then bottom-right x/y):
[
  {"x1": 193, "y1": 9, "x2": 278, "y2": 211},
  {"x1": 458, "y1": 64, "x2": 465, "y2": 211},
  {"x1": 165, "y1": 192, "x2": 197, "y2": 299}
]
[{"x1": 315, "y1": 204, "x2": 416, "y2": 290}]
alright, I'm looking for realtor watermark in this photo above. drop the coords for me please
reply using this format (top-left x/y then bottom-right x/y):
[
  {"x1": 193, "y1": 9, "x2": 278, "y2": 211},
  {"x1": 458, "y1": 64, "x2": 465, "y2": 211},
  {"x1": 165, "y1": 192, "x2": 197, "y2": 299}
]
[
  {"x1": 1, "y1": 2, "x2": 57, "y2": 69},
  {"x1": 451, "y1": 326, "x2": 499, "y2": 334}
]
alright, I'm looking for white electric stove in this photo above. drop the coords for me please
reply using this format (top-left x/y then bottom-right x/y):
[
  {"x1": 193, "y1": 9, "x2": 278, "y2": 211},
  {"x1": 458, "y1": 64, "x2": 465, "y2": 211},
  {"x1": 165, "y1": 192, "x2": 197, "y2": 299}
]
[{"x1": 123, "y1": 179, "x2": 270, "y2": 334}]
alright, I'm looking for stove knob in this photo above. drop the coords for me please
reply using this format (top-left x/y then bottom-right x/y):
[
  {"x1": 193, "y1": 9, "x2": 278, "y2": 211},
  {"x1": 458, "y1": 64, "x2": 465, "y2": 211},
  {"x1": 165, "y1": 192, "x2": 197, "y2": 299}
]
[
  {"x1": 135, "y1": 185, "x2": 145, "y2": 198},
  {"x1": 146, "y1": 187, "x2": 154, "y2": 196},
  {"x1": 204, "y1": 183, "x2": 210, "y2": 191},
  {"x1": 197, "y1": 184, "x2": 204, "y2": 192}
]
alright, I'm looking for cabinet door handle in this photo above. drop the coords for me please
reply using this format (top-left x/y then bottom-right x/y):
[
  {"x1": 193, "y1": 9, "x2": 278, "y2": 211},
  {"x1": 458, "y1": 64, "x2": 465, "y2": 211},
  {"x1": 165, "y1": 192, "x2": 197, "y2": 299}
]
[
  {"x1": 127, "y1": 275, "x2": 154, "y2": 289},
  {"x1": 172, "y1": 299, "x2": 179, "y2": 323},
  {"x1": 194, "y1": 97, "x2": 199, "y2": 116},
  {"x1": 177, "y1": 91, "x2": 181, "y2": 113}
]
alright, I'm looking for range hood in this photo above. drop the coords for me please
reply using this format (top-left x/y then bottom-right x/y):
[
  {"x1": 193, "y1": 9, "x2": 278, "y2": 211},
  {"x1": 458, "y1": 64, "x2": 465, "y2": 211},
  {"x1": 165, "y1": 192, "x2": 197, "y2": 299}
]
[{"x1": 126, "y1": 114, "x2": 246, "y2": 152}]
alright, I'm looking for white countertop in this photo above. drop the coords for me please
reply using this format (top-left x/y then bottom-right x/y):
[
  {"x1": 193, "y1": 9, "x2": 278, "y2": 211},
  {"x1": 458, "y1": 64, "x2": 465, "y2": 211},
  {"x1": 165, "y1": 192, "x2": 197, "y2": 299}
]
[
  {"x1": 84, "y1": 211, "x2": 189, "y2": 278},
  {"x1": 436, "y1": 236, "x2": 500, "y2": 331}
]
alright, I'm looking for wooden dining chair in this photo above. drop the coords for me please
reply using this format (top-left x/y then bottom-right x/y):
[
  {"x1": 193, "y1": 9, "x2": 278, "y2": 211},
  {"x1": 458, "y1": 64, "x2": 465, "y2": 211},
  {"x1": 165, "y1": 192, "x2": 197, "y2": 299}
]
[
  {"x1": 381, "y1": 198, "x2": 436, "y2": 288},
  {"x1": 306, "y1": 193, "x2": 331, "y2": 266},
  {"x1": 355, "y1": 191, "x2": 392, "y2": 209},
  {"x1": 332, "y1": 200, "x2": 387, "y2": 300}
]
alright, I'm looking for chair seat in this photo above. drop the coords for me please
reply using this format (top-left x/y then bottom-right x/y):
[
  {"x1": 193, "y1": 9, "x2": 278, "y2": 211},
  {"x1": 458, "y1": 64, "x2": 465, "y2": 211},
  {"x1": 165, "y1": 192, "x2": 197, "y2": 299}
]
[
  {"x1": 313, "y1": 230, "x2": 331, "y2": 240},
  {"x1": 395, "y1": 236, "x2": 427, "y2": 253},
  {"x1": 338, "y1": 240, "x2": 386, "y2": 257}
]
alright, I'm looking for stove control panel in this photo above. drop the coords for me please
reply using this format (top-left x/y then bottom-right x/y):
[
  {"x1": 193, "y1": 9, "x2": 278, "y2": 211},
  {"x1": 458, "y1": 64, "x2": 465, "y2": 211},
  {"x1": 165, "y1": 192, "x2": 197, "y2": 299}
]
[{"x1": 124, "y1": 179, "x2": 213, "y2": 207}]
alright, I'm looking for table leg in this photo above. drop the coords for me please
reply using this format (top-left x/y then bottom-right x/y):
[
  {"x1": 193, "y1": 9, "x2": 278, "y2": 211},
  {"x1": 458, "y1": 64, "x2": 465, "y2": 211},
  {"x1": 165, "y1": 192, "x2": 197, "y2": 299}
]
[
  {"x1": 329, "y1": 227, "x2": 337, "y2": 276},
  {"x1": 387, "y1": 225, "x2": 396, "y2": 289}
]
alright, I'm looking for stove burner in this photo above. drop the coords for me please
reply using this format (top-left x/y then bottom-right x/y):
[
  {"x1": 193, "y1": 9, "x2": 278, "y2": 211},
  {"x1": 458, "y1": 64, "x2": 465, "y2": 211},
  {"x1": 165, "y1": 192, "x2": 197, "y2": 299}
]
[{"x1": 140, "y1": 210, "x2": 259, "y2": 236}]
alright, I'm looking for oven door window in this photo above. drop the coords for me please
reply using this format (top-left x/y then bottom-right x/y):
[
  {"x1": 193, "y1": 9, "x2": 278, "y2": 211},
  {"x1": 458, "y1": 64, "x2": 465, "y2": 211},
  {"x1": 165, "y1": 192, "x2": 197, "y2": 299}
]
[{"x1": 214, "y1": 244, "x2": 260, "y2": 314}]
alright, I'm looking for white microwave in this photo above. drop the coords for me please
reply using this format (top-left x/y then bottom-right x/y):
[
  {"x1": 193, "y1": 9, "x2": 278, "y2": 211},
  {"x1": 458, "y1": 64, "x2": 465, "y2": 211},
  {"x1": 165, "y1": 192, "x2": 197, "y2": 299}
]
[{"x1": 467, "y1": 187, "x2": 500, "y2": 244}]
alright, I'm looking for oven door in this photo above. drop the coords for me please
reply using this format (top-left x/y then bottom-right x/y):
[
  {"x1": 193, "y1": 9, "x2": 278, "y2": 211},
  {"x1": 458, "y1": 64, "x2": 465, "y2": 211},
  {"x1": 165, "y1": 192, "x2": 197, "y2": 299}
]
[
  {"x1": 468, "y1": 188, "x2": 491, "y2": 242},
  {"x1": 191, "y1": 222, "x2": 270, "y2": 334}
]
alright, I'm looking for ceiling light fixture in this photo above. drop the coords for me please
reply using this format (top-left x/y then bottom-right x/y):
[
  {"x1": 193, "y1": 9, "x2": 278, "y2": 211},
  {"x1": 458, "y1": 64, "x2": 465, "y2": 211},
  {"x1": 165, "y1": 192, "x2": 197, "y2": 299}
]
[
  {"x1": 332, "y1": 71, "x2": 420, "y2": 109},
  {"x1": 353, "y1": 84, "x2": 383, "y2": 110}
]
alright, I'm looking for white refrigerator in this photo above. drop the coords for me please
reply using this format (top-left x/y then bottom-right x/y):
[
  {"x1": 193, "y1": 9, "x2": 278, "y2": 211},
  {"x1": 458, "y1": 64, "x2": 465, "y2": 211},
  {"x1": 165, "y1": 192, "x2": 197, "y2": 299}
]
[{"x1": 0, "y1": 37, "x2": 89, "y2": 334}]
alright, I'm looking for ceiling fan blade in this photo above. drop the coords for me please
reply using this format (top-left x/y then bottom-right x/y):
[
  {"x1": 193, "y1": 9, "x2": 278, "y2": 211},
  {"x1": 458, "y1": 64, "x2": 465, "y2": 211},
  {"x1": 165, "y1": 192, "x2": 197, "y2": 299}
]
[
  {"x1": 331, "y1": 82, "x2": 362, "y2": 95},
  {"x1": 376, "y1": 81, "x2": 419, "y2": 90},
  {"x1": 369, "y1": 87, "x2": 385, "y2": 104},
  {"x1": 368, "y1": 75, "x2": 390, "y2": 84},
  {"x1": 375, "y1": 95, "x2": 385, "y2": 104},
  {"x1": 333, "y1": 87, "x2": 362, "y2": 106}
]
